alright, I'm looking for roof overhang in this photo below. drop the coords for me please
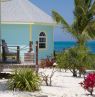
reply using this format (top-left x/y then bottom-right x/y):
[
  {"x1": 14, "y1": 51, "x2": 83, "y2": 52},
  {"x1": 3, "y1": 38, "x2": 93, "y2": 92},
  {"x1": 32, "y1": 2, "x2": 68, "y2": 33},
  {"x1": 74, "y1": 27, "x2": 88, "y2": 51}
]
[{"x1": 1, "y1": 0, "x2": 56, "y2": 25}]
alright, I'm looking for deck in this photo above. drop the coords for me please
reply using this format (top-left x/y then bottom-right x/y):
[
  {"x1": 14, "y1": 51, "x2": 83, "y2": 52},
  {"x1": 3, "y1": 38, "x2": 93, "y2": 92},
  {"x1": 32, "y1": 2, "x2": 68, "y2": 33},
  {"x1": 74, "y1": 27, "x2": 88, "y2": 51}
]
[{"x1": 0, "y1": 62, "x2": 36, "y2": 70}]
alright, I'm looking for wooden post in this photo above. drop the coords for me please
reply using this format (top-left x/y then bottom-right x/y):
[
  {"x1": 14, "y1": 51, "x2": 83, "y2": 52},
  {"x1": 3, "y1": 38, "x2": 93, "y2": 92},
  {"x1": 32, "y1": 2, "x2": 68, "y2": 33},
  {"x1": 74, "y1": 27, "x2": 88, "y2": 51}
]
[
  {"x1": 17, "y1": 46, "x2": 20, "y2": 63},
  {"x1": 29, "y1": 41, "x2": 33, "y2": 52},
  {"x1": 2, "y1": 40, "x2": 6, "y2": 62},
  {"x1": 0, "y1": 25, "x2": 1, "y2": 54},
  {"x1": 36, "y1": 41, "x2": 38, "y2": 73},
  {"x1": 2, "y1": 44, "x2": 6, "y2": 62},
  {"x1": 0, "y1": 40, "x2": 1, "y2": 54}
]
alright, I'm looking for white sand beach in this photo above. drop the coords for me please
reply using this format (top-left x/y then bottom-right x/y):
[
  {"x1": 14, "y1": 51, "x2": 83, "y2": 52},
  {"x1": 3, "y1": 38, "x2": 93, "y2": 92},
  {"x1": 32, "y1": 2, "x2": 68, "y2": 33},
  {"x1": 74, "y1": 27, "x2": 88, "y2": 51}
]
[{"x1": 0, "y1": 68, "x2": 95, "y2": 97}]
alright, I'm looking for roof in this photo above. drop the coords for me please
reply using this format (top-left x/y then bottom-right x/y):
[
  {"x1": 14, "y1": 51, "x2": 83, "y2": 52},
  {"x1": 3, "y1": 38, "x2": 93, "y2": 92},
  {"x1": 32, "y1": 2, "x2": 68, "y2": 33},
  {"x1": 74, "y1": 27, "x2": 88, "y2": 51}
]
[{"x1": 1, "y1": 0, "x2": 55, "y2": 24}]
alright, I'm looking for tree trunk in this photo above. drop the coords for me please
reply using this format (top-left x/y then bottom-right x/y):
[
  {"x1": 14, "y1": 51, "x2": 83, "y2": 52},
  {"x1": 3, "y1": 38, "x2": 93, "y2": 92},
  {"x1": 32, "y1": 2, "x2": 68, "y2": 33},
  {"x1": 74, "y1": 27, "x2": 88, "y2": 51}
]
[
  {"x1": 77, "y1": 36, "x2": 86, "y2": 46},
  {"x1": 90, "y1": 91, "x2": 93, "y2": 95},
  {"x1": 73, "y1": 69, "x2": 77, "y2": 77},
  {"x1": 79, "y1": 70, "x2": 82, "y2": 77},
  {"x1": 88, "y1": 88, "x2": 93, "y2": 95}
]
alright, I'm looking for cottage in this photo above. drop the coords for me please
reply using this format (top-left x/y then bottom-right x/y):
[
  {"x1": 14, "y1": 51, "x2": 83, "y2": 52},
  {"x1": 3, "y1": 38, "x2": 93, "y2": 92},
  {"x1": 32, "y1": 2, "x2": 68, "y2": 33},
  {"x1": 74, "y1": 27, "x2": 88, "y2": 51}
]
[{"x1": 1, "y1": 0, "x2": 55, "y2": 62}]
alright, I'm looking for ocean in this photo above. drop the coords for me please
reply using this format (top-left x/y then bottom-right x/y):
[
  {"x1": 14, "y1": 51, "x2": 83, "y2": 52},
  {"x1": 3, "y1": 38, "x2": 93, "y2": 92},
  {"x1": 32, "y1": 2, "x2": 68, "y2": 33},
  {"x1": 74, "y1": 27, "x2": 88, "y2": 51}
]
[{"x1": 54, "y1": 41, "x2": 95, "y2": 53}]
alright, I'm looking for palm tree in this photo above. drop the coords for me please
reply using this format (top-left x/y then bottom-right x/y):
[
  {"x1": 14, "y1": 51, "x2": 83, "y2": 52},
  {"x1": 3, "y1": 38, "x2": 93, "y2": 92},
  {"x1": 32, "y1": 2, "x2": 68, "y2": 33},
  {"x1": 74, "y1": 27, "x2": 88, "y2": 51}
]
[{"x1": 52, "y1": 0, "x2": 95, "y2": 44}]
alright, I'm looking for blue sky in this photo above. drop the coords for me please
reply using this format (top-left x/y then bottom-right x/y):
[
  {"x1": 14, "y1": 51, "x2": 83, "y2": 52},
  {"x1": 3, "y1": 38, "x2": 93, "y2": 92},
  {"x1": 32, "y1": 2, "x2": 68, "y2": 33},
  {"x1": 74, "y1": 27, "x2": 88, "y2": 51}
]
[{"x1": 30, "y1": 0, "x2": 75, "y2": 41}]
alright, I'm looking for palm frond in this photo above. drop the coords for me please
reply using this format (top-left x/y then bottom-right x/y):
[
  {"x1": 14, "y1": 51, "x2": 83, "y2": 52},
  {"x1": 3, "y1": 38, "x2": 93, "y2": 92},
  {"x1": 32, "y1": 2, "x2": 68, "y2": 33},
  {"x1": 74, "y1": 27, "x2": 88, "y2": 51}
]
[
  {"x1": 83, "y1": 21, "x2": 95, "y2": 39},
  {"x1": 89, "y1": 1, "x2": 95, "y2": 15},
  {"x1": 73, "y1": 0, "x2": 94, "y2": 35},
  {"x1": 52, "y1": 0, "x2": 95, "y2": 42},
  {"x1": 52, "y1": 10, "x2": 77, "y2": 37}
]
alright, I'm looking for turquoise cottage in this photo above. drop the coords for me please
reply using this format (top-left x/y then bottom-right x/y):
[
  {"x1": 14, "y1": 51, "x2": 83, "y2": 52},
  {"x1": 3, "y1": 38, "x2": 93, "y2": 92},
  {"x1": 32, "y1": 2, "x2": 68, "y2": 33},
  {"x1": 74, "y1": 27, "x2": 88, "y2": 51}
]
[{"x1": 1, "y1": 0, "x2": 55, "y2": 62}]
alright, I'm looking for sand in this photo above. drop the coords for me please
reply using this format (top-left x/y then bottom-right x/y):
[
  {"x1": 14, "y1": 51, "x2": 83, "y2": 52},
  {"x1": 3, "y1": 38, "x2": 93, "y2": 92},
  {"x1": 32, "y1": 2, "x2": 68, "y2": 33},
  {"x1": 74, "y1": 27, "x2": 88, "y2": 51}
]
[{"x1": 0, "y1": 68, "x2": 95, "y2": 97}]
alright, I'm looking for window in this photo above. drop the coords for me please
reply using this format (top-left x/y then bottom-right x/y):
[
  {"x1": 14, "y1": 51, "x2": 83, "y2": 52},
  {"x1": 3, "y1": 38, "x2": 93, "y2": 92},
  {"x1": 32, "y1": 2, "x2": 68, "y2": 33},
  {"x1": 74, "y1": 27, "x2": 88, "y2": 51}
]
[{"x1": 39, "y1": 32, "x2": 46, "y2": 48}]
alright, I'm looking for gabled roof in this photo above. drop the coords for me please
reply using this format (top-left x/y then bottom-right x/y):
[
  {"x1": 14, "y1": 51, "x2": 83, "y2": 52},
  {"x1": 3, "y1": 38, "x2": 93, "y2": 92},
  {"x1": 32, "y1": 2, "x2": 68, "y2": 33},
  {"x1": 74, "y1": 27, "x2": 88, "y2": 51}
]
[{"x1": 1, "y1": 0, "x2": 55, "y2": 24}]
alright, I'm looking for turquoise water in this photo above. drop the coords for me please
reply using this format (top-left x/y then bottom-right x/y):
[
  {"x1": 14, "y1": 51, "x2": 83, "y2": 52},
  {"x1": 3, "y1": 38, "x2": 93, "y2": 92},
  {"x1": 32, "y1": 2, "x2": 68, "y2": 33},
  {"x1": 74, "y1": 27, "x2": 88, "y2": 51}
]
[{"x1": 54, "y1": 41, "x2": 95, "y2": 53}]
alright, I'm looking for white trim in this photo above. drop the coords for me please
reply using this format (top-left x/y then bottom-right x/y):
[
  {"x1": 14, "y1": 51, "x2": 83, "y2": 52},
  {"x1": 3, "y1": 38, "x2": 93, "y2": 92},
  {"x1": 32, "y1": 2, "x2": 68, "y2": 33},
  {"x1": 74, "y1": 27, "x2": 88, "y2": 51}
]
[{"x1": 1, "y1": 22, "x2": 56, "y2": 26}]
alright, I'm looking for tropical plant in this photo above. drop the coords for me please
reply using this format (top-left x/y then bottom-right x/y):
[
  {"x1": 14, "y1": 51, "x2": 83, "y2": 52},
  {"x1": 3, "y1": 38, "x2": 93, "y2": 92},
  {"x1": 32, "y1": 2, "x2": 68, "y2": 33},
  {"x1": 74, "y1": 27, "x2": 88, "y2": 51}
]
[
  {"x1": 56, "y1": 51, "x2": 69, "y2": 71},
  {"x1": 91, "y1": 54, "x2": 95, "y2": 69},
  {"x1": 8, "y1": 68, "x2": 41, "y2": 91},
  {"x1": 56, "y1": 45, "x2": 95, "y2": 77},
  {"x1": 52, "y1": 0, "x2": 95, "y2": 44},
  {"x1": 80, "y1": 73, "x2": 95, "y2": 95}
]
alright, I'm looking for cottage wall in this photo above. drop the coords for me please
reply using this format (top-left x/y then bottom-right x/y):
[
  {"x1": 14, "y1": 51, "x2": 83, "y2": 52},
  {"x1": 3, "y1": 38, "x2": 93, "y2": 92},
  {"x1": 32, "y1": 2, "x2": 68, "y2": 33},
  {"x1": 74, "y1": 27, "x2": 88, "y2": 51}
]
[
  {"x1": 1, "y1": 24, "x2": 54, "y2": 61},
  {"x1": 1, "y1": 24, "x2": 29, "y2": 45},
  {"x1": 32, "y1": 24, "x2": 54, "y2": 60}
]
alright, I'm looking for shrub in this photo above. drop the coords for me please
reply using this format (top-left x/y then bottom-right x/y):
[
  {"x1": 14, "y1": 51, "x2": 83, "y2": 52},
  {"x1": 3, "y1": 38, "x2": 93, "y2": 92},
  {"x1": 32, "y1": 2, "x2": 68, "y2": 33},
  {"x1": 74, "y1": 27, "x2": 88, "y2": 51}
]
[
  {"x1": 80, "y1": 73, "x2": 95, "y2": 95},
  {"x1": 40, "y1": 59, "x2": 46, "y2": 68},
  {"x1": 40, "y1": 57, "x2": 55, "y2": 68},
  {"x1": 8, "y1": 68, "x2": 41, "y2": 91},
  {"x1": 40, "y1": 68, "x2": 56, "y2": 86},
  {"x1": 56, "y1": 45, "x2": 95, "y2": 77}
]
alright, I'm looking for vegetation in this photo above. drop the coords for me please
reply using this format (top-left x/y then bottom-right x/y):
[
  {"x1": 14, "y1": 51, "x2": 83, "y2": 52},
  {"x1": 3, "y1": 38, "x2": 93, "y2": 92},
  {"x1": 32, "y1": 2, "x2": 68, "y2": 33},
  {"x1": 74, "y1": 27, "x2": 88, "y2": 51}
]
[
  {"x1": 80, "y1": 73, "x2": 95, "y2": 95},
  {"x1": 40, "y1": 56, "x2": 55, "y2": 68},
  {"x1": 53, "y1": 0, "x2": 95, "y2": 77},
  {"x1": 8, "y1": 68, "x2": 41, "y2": 91},
  {"x1": 40, "y1": 68, "x2": 56, "y2": 86},
  {"x1": 56, "y1": 45, "x2": 95, "y2": 77},
  {"x1": 91, "y1": 54, "x2": 95, "y2": 69},
  {"x1": 52, "y1": 0, "x2": 95, "y2": 44}
]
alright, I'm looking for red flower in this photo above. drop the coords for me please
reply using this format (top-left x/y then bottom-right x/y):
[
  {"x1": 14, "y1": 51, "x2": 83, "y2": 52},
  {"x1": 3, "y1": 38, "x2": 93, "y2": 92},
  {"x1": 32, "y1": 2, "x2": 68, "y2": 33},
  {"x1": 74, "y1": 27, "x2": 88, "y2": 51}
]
[{"x1": 80, "y1": 73, "x2": 95, "y2": 95}]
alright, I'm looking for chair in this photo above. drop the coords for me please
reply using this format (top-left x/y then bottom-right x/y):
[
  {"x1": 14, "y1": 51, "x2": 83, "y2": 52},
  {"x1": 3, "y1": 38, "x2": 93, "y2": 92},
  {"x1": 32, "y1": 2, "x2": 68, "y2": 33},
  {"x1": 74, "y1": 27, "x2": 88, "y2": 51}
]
[{"x1": 2, "y1": 40, "x2": 20, "y2": 63}]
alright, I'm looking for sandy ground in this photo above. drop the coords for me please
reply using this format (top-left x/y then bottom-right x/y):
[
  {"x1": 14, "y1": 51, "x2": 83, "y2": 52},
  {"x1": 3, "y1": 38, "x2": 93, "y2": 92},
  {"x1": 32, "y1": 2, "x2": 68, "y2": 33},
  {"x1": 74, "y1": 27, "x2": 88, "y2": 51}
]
[{"x1": 0, "y1": 68, "x2": 95, "y2": 97}]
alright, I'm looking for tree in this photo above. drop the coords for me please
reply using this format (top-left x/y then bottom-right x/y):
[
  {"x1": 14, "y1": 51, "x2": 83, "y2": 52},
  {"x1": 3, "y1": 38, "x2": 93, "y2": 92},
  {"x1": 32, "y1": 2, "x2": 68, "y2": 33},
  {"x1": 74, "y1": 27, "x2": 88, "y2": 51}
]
[
  {"x1": 53, "y1": 0, "x2": 95, "y2": 77},
  {"x1": 56, "y1": 51, "x2": 69, "y2": 72},
  {"x1": 56, "y1": 45, "x2": 95, "y2": 77},
  {"x1": 52, "y1": 0, "x2": 95, "y2": 44}
]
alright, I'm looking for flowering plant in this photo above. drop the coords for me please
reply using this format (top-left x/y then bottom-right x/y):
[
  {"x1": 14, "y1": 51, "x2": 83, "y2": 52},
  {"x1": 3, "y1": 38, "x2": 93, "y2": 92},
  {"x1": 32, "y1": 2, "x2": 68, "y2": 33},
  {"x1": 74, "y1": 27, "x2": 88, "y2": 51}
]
[{"x1": 79, "y1": 73, "x2": 95, "y2": 95}]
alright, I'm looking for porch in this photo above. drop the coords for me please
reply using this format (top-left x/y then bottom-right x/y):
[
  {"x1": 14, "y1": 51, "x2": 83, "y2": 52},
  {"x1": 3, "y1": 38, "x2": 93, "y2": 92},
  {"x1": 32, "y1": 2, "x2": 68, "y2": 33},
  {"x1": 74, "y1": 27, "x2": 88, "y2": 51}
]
[{"x1": 0, "y1": 40, "x2": 38, "y2": 65}]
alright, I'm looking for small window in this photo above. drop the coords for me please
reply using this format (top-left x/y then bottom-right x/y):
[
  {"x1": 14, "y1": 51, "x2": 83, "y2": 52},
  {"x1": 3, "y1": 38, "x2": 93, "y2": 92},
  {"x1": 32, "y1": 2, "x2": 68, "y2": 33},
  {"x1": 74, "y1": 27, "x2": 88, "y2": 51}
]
[{"x1": 39, "y1": 32, "x2": 46, "y2": 49}]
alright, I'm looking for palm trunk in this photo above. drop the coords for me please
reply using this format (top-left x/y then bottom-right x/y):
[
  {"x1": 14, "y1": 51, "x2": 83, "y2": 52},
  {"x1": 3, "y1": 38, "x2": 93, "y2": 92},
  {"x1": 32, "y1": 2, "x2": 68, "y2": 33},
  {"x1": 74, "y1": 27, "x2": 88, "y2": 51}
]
[{"x1": 77, "y1": 38, "x2": 86, "y2": 46}]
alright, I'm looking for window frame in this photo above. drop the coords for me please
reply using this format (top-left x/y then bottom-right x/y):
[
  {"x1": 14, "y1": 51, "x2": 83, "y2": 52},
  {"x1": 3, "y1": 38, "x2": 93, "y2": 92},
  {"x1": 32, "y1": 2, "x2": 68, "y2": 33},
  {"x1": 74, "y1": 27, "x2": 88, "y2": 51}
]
[{"x1": 39, "y1": 32, "x2": 46, "y2": 49}]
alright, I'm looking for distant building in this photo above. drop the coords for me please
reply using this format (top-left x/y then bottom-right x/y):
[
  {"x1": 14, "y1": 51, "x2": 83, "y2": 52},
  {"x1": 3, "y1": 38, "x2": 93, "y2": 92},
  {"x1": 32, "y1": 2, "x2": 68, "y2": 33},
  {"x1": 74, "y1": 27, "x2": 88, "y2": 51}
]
[{"x1": 1, "y1": 0, "x2": 55, "y2": 61}]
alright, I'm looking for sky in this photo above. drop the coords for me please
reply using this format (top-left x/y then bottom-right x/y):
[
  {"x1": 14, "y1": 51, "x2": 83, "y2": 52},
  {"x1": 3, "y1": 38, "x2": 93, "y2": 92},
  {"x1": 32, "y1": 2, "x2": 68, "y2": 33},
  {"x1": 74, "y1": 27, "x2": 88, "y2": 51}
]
[{"x1": 30, "y1": 0, "x2": 76, "y2": 41}]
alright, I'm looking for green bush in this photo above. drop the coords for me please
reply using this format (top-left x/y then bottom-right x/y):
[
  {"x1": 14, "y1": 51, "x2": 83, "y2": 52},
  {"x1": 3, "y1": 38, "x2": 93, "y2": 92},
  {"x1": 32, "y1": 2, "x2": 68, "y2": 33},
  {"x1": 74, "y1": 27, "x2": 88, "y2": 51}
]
[
  {"x1": 8, "y1": 68, "x2": 41, "y2": 91},
  {"x1": 56, "y1": 45, "x2": 95, "y2": 77}
]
